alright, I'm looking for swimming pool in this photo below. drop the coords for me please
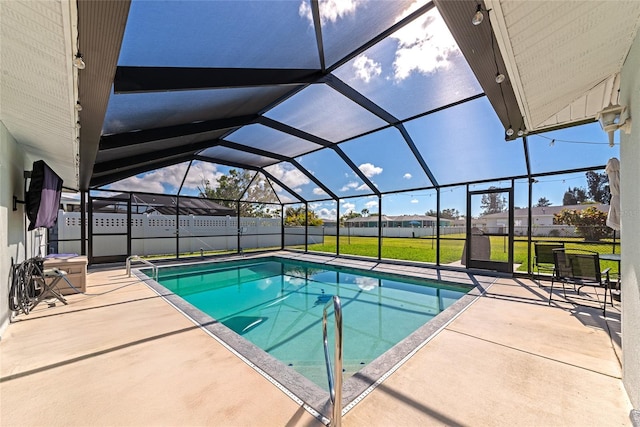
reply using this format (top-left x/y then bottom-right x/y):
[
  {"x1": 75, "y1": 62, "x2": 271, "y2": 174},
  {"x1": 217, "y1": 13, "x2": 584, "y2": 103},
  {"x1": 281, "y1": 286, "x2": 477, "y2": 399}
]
[{"x1": 138, "y1": 255, "x2": 482, "y2": 417}]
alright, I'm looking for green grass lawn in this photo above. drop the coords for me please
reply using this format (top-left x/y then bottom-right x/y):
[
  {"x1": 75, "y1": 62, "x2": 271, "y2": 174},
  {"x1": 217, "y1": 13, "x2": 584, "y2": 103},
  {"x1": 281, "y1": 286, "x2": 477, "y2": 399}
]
[{"x1": 293, "y1": 235, "x2": 620, "y2": 276}]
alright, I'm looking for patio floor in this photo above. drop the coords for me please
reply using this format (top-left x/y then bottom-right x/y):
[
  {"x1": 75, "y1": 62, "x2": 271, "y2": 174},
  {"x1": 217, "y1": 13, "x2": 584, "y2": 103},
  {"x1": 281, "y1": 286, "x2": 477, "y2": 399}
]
[{"x1": 0, "y1": 253, "x2": 632, "y2": 426}]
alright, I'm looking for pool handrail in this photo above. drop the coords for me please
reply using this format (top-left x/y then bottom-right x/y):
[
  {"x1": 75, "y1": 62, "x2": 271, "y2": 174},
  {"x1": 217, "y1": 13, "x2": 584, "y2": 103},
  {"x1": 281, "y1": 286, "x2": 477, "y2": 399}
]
[
  {"x1": 322, "y1": 295, "x2": 343, "y2": 427},
  {"x1": 126, "y1": 255, "x2": 158, "y2": 281}
]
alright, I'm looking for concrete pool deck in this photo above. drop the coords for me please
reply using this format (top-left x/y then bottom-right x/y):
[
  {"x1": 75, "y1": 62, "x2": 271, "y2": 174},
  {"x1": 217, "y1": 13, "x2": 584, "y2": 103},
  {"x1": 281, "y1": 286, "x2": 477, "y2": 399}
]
[{"x1": 0, "y1": 252, "x2": 633, "y2": 426}]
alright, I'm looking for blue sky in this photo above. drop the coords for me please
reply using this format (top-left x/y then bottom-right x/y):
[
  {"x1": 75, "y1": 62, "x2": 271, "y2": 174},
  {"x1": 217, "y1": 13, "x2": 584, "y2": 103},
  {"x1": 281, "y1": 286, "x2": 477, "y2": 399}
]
[{"x1": 99, "y1": 0, "x2": 619, "y2": 219}]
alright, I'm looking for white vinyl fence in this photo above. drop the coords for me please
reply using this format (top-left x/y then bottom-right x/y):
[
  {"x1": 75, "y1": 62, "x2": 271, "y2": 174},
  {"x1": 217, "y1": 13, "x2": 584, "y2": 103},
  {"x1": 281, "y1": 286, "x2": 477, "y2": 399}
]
[{"x1": 55, "y1": 211, "x2": 322, "y2": 257}]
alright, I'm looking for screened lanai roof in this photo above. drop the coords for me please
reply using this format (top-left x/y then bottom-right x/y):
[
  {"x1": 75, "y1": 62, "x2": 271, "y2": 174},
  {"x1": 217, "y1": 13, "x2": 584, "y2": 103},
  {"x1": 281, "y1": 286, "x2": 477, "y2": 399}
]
[{"x1": 73, "y1": 0, "x2": 640, "y2": 203}]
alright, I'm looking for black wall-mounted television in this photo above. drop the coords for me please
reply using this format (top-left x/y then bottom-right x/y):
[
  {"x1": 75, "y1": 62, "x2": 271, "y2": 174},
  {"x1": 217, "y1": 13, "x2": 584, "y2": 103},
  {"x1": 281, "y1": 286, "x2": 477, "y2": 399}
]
[{"x1": 25, "y1": 160, "x2": 63, "y2": 231}]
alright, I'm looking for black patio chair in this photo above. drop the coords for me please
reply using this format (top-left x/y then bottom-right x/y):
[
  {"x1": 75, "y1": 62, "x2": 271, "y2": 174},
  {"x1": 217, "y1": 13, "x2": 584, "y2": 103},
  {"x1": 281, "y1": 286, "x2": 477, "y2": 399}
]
[
  {"x1": 550, "y1": 248, "x2": 613, "y2": 315},
  {"x1": 533, "y1": 242, "x2": 564, "y2": 285}
]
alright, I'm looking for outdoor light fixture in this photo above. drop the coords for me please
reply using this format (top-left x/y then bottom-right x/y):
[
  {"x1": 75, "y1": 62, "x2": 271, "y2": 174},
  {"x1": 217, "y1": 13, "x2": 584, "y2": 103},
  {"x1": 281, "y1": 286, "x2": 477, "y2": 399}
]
[
  {"x1": 472, "y1": 4, "x2": 484, "y2": 25},
  {"x1": 505, "y1": 127, "x2": 515, "y2": 137},
  {"x1": 495, "y1": 73, "x2": 505, "y2": 84},
  {"x1": 517, "y1": 129, "x2": 525, "y2": 137},
  {"x1": 75, "y1": 101, "x2": 82, "y2": 112},
  {"x1": 73, "y1": 53, "x2": 85, "y2": 69},
  {"x1": 596, "y1": 103, "x2": 628, "y2": 147}
]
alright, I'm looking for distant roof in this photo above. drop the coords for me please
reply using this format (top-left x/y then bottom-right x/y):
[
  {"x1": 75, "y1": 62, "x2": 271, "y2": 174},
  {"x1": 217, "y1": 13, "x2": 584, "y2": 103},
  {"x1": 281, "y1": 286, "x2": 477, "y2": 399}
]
[
  {"x1": 346, "y1": 214, "x2": 445, "y2": 223},
  {"x1": 481, "y1": 204, "x2": 609, "y2": 219},
  {"x1": 93, "y1": 193, "x2": 236, "y2": 216}
]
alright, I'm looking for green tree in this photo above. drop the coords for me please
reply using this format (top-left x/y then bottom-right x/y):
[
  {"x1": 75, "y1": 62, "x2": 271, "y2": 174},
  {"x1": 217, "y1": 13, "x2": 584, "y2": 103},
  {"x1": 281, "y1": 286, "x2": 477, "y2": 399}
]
[
  {"x1": 441, "y1": 208, "x2": 460, "y2": 219},
  {"x1": 361, "y1": 208, "x2": 370, "y2": 217},
  {"x1": 199, "y1": 169, "x2": 278, "y2": 217},
  {"x1": 585, "y1": 171, "x2": 610, "y2": 203},
  {"x1": 425, "y1": 208, "x2": 460, "y2": 219},
  {"x1": 562, "y1": 186, "x2": 588, "y2": 205},
  {"x1": 340, "y1": 211, "x2": 361, "y2": 225},
  {"x1": 284, "y1": 207, "x2": 323, "y2": 226},
  {"x1": 536, "y1": 197, "x2": 552, "y2": 207},
  {"x1": 553, "y1": 206, "x2": 610, "y2": 241},
  {"x1": 480, "y1": 188, "x2": 507, "y2": 215}
]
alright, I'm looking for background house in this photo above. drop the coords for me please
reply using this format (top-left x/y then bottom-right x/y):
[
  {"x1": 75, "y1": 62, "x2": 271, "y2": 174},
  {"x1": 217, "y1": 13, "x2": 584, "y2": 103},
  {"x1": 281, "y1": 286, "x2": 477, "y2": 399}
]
[
  {"x1": 345, "y1": 214, "x2": 453, "y2": 228},
  {"x1": 480, "y1": 204, "x2": 609, "y2": 236}
]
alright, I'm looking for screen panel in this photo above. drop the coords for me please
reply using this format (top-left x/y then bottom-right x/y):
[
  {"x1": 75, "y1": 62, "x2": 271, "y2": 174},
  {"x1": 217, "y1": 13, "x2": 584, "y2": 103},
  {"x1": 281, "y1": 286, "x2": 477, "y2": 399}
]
[
  {"x1": 339, "y1": 127, "x2": 432, "y2": 192},
  {"x1": 528, "y1": 122, "x2": 616, "y2": 175},
  {"x1": 405, "y1": 97, "x2": 527, "y2": 186},
  {"x1": 265, "y1": 84, "x2": 388, "y2": 142},
  {"x1": 120, "y1": 0, "x2": 320, "y2": 68},
  {"x1": 296, "y1": 148, "x2": 376, "y2": 197},
  {"x1": 332, "y1": 6, "x2": 482, "y2": 120},
  {"x1": 102, "y1": 161, "x2": 191, "y2": 195}
]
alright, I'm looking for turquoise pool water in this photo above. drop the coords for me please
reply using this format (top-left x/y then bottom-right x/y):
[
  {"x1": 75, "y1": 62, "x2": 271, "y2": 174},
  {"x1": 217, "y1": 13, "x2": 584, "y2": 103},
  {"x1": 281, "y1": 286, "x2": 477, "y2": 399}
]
[{"x1": 149, "y1": 258, "x2": 469, "y2": 389}]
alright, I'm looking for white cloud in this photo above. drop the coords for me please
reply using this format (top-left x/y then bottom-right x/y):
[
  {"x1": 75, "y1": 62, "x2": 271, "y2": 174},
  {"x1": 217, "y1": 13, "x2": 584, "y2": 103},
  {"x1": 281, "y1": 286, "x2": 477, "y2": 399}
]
[
  {"x1": 313, "y1": 187, "x2": 327, "y2": 195},
  {"x1": 365, "y1": 200, "x2": 378, "y2": 209},
  {"x1": 340, "y1": 181, "x2": 360, "y2": 192},
  {"x1": 356, "y1": 276, "x2": 379, "y2": 291},
  {"x1": 338, "y1": 181, "x2": 374, "y2": 192},
  {"x1": 317, "y1": 207, "x2": 337, "y2": 220},
  {"x1": 108, "y1": 162, "x2": 202, "y2": 194},
  {"x1": 266, "y1": 164, "x2": 310, "y2": 189},
  {"x1": 341, "y1": 202, "x2": 356, "y2": 214},
  {"x1": 183, "y1": 162, "x2": 223, "y2": 190},
  {"x1": 108, "y1": 175, "x2": 165, "y2": 194},
  {"x1": 390, "y1": 6, "x2": 460, "y2": 81},
  {"x1": 403, "y1": 173, "x2": 412, "y2": 180},
  {"x1": 359, "y1": 162, "x2": 383, "y2": 178},
  {"x1": 88, "y1": 190, "x2": 117, "y2": 198},
  {"x1": 299, "y1": 0, "x2": 361, "y2": 25},
  {"x1": 270, "y1": 183, "x2": 300, "y2": 203},
  {"x1": 278, "y1": 194, "x2": 296, "y2": 204},
  {"x1": 61, "y1": 192, "x2": 80, "y2": 200},
  {"x1": 156, "y1": 164, "x2": 191, "y2": 188},
  {"x1": 353, "y1": 55, "x2": 382, "y2": 83},
  {"x1": 411, "y1": 199, "x2": 419, "y2": 204}
]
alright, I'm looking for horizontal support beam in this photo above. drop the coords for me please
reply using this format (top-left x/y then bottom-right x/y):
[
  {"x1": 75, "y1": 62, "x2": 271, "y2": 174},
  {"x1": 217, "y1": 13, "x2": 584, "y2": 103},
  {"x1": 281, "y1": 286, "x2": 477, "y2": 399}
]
[
  {"x1": 257, "y1": 116, "x2": 332, "y2": 147},
  {"x1": 93, "y1": 139, "x2": 221, "y2": 175},
  {"x1": 114, "y1": 67, "x2": 325, "y2": 93},
  {"x1": 193, "y1": 155, "x2": 269, "y2": 175},
  {"x1": 324, "y1": 74, "x2": 399, "y2": 124},
  {"x1": 217, "y1": 140, "x2": 291, "y2": 162},
  {"x1": 90, "y1": 154, "x2": 195, "y2": 188},
  {"x1": 100, "y1": 115, "x2": 258, "y2": 150},
  {"x1": 207, "y1": 140, "x2": 336, "y2": 199}
]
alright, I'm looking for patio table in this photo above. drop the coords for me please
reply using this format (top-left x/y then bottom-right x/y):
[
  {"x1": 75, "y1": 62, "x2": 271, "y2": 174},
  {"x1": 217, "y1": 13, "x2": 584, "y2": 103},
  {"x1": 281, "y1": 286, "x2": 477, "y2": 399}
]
[{"x1": 599, "y1": 253, "x2": 621, "y2": 299}]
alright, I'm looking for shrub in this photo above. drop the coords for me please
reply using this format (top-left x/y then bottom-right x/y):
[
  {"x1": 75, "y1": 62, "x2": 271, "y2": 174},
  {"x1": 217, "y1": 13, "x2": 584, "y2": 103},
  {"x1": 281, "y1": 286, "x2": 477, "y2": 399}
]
[{"x1": 553, "y1": 206, "x2": 610, "y2": 241}]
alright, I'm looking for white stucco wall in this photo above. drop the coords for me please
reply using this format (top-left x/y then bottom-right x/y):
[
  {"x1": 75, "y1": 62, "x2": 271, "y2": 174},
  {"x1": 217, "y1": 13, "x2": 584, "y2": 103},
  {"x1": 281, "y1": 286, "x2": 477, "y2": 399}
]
[
  {"x1": 0, "y1": 122, "x2": 31, "y2": 337},
  {"x1": 620, "y1": 29, "x2": 640, "y2": 410}
]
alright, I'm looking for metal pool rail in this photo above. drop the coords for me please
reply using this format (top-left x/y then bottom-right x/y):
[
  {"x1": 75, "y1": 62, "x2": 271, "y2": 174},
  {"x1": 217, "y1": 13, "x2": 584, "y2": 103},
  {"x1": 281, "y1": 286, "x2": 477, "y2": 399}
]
[
  {"x1": 126, "y1": 255, "x2": 158, "y2": 281},
  {"x1": 323, "y1": 295, "x2": 343, "y2": 427}
]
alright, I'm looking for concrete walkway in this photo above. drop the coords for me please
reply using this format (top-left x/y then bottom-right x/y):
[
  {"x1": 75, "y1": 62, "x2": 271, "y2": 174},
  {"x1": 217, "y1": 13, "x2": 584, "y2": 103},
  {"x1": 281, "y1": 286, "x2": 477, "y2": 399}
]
[{"x1": 0, "y1": 255, "x2": 632, "y2": 426}]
